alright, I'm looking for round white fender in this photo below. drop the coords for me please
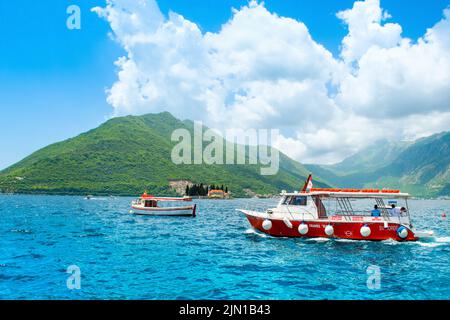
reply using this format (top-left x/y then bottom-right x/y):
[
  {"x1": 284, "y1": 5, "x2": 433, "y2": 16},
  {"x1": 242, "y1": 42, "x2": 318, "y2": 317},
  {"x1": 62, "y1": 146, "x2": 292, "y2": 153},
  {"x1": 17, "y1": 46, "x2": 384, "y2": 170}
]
[
  {"x1": 298, "y1": 223, "x2": 309, "y2": 235},
  {"x1": 325, "y1": 225, "x2": 334, "y2": 236},
  {"x1": 262, "y1": 219, "x2": 272, "y2": 231},
  {"x1": 360, "y1": 225, "x2": 371, "y2": 237},
  {"x1": 397, "y1": 226, "x2": 409, "y2": 239}
]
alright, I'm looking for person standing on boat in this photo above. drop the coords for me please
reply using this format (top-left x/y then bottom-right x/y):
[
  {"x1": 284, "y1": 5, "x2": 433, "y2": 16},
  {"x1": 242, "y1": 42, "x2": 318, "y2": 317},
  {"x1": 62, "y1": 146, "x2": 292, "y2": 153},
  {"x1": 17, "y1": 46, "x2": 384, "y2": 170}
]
[
  {"x1": 371, "y1": 205, "x2": 381, "y2": 217},
  {"x1": 389, "y1": 204, "x2": 402, "y2": 217}
]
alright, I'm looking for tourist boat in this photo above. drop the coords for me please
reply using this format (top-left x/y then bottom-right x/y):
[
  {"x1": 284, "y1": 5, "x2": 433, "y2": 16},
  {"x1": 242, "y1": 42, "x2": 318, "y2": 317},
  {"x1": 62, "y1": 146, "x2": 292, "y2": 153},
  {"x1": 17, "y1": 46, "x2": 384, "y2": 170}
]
[
  {"x1": 130, "y1": 192, "x2": 197, "y2": 217},
  {"x1": 237, "y1": 175, "x2": 433, "y2": 241}
]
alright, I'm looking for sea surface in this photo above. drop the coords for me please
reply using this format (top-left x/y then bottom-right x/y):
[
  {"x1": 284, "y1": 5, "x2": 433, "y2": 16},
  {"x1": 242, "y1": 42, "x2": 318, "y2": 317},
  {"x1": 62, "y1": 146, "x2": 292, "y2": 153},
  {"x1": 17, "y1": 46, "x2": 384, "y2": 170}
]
[{"x1": 0, "y1": 195, "x2": 449, "y2": 300}]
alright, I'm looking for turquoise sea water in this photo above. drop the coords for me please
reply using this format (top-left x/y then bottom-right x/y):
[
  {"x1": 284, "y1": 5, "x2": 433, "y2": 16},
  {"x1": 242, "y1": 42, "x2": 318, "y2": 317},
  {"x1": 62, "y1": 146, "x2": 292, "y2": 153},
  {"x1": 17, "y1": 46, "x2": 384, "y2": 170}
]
[{"x1": 0, "y1": 195, "x2": 449, "y2": 300}]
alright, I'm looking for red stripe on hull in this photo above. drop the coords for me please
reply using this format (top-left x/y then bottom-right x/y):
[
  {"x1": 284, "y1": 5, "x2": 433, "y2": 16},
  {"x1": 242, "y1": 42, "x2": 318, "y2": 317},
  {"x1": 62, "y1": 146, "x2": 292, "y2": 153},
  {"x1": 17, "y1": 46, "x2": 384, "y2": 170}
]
[{"x1": 245, "y1": 214, "x2": 417, "y2": 241}]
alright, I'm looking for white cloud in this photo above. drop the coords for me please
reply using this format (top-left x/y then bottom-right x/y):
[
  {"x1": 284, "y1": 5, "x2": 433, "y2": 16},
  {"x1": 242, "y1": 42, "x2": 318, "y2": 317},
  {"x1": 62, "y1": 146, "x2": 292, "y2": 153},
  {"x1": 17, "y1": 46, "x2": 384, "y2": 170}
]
[
  {"x1": 337, "y1": 7, "x2": 450, "y2": 120},
  {"x1": 93, "y1": 0, "x2": 450, "y2": 164},
  {"x1": 401, "y1": 112, "x2": 450, "y2": 141},
  {"x1": 93, "y1": 1, "x2": 210, "y2": 119},
  {"x1": 337, "y1": 0, "x2": 402, "y2": 64},
  {"x1": 92, "y1": 0, "x2": 164, "y2": 49}
]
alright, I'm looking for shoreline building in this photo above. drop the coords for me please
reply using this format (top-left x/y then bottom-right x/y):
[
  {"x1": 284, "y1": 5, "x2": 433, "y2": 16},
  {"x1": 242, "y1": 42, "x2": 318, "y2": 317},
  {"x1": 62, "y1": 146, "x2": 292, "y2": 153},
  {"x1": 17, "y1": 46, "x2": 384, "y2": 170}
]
[{"x1": 207, "y1": 189, "x2": 230, "y2": 199}]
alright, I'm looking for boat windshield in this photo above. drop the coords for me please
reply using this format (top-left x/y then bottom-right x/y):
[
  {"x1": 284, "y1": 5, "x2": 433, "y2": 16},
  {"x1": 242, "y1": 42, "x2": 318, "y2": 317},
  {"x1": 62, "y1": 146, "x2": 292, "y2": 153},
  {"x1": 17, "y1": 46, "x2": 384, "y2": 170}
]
[{"x1": 282, "y1": 195, "x2": 307, "y2": 206}]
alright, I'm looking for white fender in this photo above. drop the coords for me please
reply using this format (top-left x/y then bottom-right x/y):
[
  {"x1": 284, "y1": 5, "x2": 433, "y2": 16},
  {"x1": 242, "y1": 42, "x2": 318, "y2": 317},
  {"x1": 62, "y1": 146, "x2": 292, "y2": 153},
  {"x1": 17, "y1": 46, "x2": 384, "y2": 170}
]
[
  {"x1": 262, "y1": 219, "x2": 272, "y2": 231},
  {"x1": 360, "y1": 225, "x2": 371, "y2": 237},
  {"x1": 397, "y1": 226, "x2": 409, "y2": 239},
  {"x1": 298, "y1": 223, "x2": 309, "y2": 235},
  {"x1": 283, "y1": 217, "x2": 293, "y2": 229},
  {"x1": 325, "y1": 225, "x2": 334, "y2": 236}
]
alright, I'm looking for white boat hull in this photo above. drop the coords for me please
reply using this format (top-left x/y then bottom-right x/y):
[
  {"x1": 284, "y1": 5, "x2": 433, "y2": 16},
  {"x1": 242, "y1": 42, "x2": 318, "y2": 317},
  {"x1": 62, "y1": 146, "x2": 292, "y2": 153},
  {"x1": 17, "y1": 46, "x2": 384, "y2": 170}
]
[{"x1": 131, "y1": 205, "x2": 196, "y2": 217}]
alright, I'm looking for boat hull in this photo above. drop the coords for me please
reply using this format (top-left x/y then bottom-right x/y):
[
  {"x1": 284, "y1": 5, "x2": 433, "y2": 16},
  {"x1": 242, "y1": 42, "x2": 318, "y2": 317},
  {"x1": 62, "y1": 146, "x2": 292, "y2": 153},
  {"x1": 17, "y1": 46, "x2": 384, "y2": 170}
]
[
  {"x1": 241, "y1": 210, "x2": 417, "y2": 241},
  {"x1": 131, "y1": 205, "x2": 196, "y2": 217}
]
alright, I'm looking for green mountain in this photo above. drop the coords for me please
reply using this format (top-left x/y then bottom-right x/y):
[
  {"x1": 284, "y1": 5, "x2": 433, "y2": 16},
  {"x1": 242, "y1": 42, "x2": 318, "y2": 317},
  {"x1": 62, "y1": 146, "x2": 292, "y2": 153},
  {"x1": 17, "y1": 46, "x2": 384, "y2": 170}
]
[
  {"x1": 328, "y1": 140, "x2": 412, "y2": 175},
  {"x1": 306, "y1": 132, "x2": 450, "y2": 197},
  {"x1": 0, "y1": 112, "x2": 329, "y2": 197},
  {"x1": 305, "y1": 140, "x2": 412, "y2": 186}
]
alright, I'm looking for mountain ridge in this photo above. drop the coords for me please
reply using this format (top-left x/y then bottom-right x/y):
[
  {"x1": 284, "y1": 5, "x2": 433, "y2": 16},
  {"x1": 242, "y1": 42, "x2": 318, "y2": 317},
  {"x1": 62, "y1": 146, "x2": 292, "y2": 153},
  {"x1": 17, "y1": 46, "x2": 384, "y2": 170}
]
[
  {"x1": 0, "y1": 112, "x2": 329, "y2": 197},
  {"x1": 306, "y1": 132, "x2": 450, "y2": 197},
  {"x1": 2, "y1": 112, "x2": 447, "y2": 198}
]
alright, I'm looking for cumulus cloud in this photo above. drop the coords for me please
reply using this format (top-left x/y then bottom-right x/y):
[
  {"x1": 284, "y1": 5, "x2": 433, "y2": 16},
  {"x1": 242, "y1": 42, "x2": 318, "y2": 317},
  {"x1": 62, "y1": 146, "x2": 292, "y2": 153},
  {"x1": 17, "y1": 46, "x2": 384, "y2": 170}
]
[
  {"x1": 337, "y1": 6, "x2": 450, "y2": 120},
  {"x1": 93, "y1": 0, "x2": 450, "y2": 164},
  {"x1": 337, "y1": 0, "x2": 402, "y2": 64}
]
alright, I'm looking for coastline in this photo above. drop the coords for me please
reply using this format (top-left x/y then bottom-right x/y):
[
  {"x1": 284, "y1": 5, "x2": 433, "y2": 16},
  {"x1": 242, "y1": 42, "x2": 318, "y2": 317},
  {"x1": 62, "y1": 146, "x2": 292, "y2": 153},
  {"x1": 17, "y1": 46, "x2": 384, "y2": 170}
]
[
  {"x1": 0, "y1": 191, "x2": 447, "y2": 200},
  {"x1": 0, "y1": 191, "x2": 281, "y2": 199}
]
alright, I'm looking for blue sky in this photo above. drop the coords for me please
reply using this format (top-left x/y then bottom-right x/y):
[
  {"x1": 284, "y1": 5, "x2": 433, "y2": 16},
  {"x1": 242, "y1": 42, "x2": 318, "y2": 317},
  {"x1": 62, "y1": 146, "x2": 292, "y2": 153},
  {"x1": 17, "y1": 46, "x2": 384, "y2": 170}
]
[{"x1": 0, "y1": 0, "x2": 449, "y2": 169}]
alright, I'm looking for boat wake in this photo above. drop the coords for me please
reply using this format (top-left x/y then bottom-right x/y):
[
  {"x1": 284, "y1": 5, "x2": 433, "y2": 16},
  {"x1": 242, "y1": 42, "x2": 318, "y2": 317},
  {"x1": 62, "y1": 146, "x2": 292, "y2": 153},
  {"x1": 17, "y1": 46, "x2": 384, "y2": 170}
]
[
  {"x1": 85, "y1": 197, "x2": 107, "y2": 201},
  {"x1": 334, "y1": 238, "x2": 370, "y2": 243},
  {"x1": 415, "y1": 236, "x2": 450, "y2": 247},
  {"x1": 306, "y1": 237, "x2": 330, "y2": 242},
  {"x1": 435, "y1": 236, "x2": 450, "y2": 243},
  {"x1": 381, "y1": 239, "x2": 401, "y2": 245},
  {"x1": 243, "y1": 228, "x2": 269, "y2": 238},
  {"x1": 242, "y1": 228, "x2": 449, "y2": 247},
  {"x1": 322, "y1": 237, "x2": 449, "y2": 247}
]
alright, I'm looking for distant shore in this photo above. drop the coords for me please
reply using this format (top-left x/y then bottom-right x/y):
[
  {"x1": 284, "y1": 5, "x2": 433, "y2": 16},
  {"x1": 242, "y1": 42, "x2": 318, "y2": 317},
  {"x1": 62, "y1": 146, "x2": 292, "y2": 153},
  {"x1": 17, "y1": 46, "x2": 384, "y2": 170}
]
[
  {"x1": 0, "y1": 191, "x2": 280, "y2": 199},
  {"x1": 0, "y1": 191, "x2": 447, "y2": 200}
]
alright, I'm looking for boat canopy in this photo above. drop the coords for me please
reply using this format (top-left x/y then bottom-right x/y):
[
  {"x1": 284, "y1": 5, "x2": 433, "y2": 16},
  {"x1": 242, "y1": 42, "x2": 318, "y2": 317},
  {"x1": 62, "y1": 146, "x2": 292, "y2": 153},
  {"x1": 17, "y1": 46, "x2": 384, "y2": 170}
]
[{"x1": 281, "y1": 188, "x2": 410, "y2": 199}]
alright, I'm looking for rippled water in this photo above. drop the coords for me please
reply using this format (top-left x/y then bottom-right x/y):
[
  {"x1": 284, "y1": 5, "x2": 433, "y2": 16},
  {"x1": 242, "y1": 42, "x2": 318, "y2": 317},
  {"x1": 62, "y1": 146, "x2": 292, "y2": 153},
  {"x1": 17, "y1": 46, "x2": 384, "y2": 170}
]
[{"x1": 0, "y1": 195, "x2": 449, "y2": 299}]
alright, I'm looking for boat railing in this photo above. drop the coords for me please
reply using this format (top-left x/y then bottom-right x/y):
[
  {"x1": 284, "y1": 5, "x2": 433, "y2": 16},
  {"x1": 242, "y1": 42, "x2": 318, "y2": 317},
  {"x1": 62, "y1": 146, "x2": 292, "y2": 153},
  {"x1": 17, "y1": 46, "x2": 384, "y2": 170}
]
[{"x1": 375, "y1": 198, "x2": 391, "y2": 221}]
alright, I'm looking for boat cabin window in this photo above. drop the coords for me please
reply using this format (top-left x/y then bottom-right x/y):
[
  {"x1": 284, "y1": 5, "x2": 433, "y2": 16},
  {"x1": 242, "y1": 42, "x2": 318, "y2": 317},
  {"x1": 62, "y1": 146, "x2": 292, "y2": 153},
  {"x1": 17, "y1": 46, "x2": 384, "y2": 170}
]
[
  {"x1": 282, "y1": 196, "x2": 307, "y2": 206},
  {"x1": 313, "y1": 196, "x2": 327, "y2": 219},
  {"x1": 291, "y1": 196, "x2": 307, "y2": 206},
  {"x1": 144, "y1": 200, "x2": 157, "y2": 207}
]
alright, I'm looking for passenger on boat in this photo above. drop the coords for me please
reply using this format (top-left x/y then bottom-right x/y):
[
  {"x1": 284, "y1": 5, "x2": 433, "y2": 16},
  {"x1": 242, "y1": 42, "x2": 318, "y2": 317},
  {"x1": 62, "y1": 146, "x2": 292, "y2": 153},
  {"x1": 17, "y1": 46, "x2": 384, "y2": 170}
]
[
  {"x1": 371, "y1": 205, "x2": 381, "y2": 217},
  {"x1": 389, "y1": 204, "x2": 402, "y2": 217}
]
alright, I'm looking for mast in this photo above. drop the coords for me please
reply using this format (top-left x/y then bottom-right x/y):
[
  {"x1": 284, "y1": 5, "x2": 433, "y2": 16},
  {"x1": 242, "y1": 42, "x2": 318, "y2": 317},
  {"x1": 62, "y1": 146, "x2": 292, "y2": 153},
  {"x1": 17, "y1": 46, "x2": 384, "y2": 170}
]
[{"x1": 301, "y1": 174, "x2": 313, "y2": 192}]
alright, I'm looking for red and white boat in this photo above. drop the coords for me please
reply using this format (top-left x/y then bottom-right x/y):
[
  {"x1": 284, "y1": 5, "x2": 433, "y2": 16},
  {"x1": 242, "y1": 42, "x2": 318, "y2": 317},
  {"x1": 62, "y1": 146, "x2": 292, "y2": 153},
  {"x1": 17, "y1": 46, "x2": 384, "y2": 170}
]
[
  {"x1": 130, "y1": 192, "x2": 197, "y2": 217},
  {"x1": 238, "y1": 175, "x2": 433, "y2": 241}
]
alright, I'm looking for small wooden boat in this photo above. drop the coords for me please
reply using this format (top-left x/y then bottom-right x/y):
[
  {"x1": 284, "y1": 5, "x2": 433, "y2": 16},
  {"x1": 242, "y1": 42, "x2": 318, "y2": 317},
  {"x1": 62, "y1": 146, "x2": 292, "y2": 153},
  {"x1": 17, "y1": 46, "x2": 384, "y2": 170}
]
[{"x1": 130, "y1": 192, "x2": 196, "y2": 217}]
